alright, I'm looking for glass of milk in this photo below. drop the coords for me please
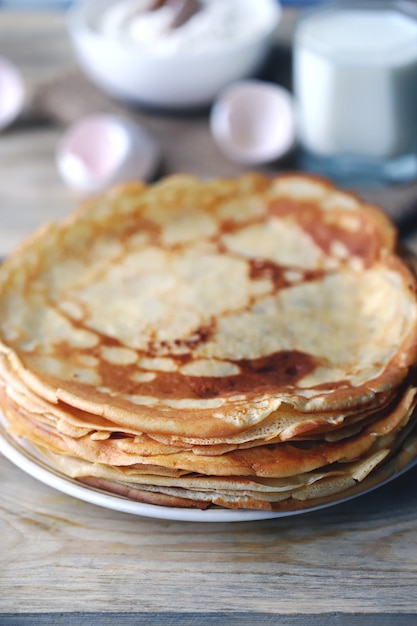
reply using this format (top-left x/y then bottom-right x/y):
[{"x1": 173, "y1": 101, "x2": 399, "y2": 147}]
[{"x1": 293, "y1": 1, "x2": 417, "y2": 184}]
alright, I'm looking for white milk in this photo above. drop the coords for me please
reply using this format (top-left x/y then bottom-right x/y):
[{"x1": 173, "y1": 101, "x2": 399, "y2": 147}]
[{"x1": 294, "y1": 6, "x2": 417, "y2": 160}]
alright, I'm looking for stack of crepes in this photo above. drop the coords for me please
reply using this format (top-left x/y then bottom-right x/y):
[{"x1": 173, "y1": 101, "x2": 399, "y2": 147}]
[{"x1": 1, "y1": 172, "x2": 417, "y2": 512}]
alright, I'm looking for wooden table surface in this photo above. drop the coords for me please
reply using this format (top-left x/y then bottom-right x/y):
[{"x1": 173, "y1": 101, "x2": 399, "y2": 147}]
[{"x1": 1, "y1": 9, "x2": 417, "y2": 626}]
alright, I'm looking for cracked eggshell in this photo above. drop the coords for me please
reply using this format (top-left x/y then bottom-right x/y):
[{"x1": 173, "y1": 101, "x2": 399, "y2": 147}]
[
  {"x1": 56, "y1": 113, "x2": 160, "y2": 194},
  {"x1": 210, "y1": 80, "x2": 295, "y2": 165},
  {"x1": 0, "y1": 57, "x2": 25, "y2": 130}
]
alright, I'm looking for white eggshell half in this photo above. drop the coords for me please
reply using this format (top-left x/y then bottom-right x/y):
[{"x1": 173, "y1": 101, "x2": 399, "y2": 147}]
[
  {"x1": 56, "y1": 113, "x2": 160, "y2": 194},
  {"x1": 210, "y1": 80, "x2": 295, "y2": 165},
  {"x1": 0, "y1": 57, "x2": 25, "y2": 130}
]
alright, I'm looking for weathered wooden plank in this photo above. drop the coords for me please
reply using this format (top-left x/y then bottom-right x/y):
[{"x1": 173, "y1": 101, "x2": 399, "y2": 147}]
[
  {"x1": 1, "y1": 452, "x2": 417, "y2": 613},
  {"x1": 1, "y1": 613, "x2": 417, "y2": 626},
  {"x1": 1, "y1": 9, "x2": 417, "y2": 621}
]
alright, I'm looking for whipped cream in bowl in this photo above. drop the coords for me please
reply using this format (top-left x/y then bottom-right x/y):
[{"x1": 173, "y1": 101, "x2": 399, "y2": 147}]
[
  {"x1": 67, "y1": 0, "x2": 281, "y2": 109},
  {"x1": 98, "y1": 0, "x2": 275, "y2": 55}
]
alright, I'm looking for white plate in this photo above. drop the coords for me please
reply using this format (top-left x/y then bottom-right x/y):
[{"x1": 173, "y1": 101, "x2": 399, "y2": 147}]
[{"x1": 1, "y1": 415, "x2": 417, "y2": 522}]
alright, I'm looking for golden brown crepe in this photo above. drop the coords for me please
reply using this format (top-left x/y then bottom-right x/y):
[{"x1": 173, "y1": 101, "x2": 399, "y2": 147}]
[{"x1": 0, "y1": 172, "x2": 416, "y2": 511}]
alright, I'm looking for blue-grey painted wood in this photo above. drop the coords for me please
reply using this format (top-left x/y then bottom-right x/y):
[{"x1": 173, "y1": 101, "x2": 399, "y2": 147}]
[{"x1": 1, "y1": 614, "x2": 417, "y2": 626}]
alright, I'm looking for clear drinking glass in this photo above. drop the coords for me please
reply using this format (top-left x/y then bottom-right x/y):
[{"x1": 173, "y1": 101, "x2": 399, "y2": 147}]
[{"x1": 293, "y1": 0, "x2": 417, "y2": 184}]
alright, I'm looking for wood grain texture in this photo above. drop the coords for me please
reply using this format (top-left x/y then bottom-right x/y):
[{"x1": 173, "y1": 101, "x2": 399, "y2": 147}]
[
  {"x1": 1, "y1": 614, "x2": 417, "y2": 626},
  {"x1": 1, "y1": 9, "x2": 417, "y2": 621},
  {"x1": 1, "y1": 451, "x2": 417, "y2": 614}
]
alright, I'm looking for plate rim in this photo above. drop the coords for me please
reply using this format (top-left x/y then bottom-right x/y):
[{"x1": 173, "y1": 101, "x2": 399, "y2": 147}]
[
  {"x1": 1, "y1": 414, "x2": 417, "y2": 522},
  {"x1": 0, "y1": 420, "x2": 282, "y2": 522}
]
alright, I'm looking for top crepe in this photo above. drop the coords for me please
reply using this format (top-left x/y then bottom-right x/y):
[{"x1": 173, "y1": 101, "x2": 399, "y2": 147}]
[{"x1": 0, "y1": 172, "x2": 416, "y2": 441}]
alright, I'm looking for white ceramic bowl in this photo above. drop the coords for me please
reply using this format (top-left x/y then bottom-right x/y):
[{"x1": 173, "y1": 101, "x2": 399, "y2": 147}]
[{"x1": 67, "y1": 0, "x2": 281, "y2": 109}]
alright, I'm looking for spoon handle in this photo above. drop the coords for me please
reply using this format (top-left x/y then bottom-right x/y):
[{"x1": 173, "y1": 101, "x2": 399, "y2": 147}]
[{"x1": 167, "y1": 0, "x2": 202, "y2": 29}]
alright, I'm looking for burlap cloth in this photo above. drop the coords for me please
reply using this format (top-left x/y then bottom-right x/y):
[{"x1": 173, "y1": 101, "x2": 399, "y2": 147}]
[{"x1": 32, "y1": 63, "x2": 417, "y2": 248}]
